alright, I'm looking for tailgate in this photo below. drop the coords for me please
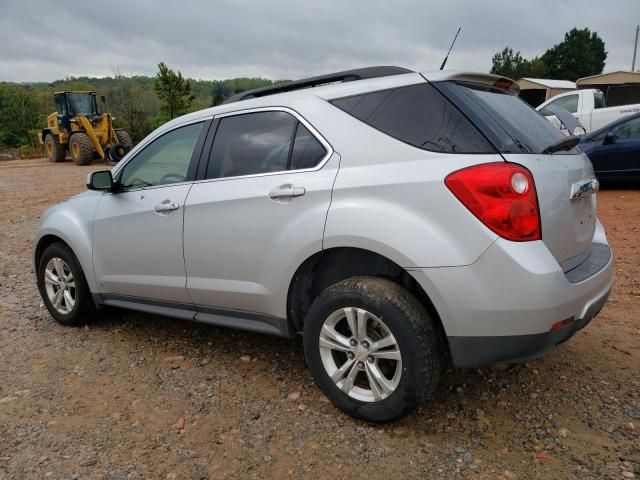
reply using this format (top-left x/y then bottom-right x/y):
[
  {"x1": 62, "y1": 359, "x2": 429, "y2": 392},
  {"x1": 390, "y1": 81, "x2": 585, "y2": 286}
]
[{"x1": 504, "y1": 153, "x2": 597, "y2": 267}]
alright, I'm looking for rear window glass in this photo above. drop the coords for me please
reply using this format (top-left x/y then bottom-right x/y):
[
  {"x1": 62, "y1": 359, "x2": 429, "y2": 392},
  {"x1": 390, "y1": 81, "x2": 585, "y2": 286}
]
[
  {"x1": 206, "y1": 111, "x2": 297, "y2": 179},
  {"x1": 290, "y1": 124, "x2": 327, "y2": 169},
  {"x1": 437, "y1": 82, "x2": 575, "y2": 154},
  {"x1": 331, "y1": 84, "x2": 495, "y2": 154}
]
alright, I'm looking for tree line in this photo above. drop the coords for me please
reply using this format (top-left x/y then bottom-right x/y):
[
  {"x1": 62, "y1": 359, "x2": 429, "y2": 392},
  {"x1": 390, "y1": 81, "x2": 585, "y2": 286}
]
[
  {"x1": 0, "y1": 63, "x2": 275, "y2": 152},
  {"x1": 490, "y1": 28, "x2": 607, "y2": 81},
  {"x1": 0, "y1": 29, "x2": 610, "y2": 154}
]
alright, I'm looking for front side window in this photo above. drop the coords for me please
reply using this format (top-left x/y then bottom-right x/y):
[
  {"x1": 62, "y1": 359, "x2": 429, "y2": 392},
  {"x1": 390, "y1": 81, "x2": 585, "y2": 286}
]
[
  {"x1": 611, "y1": 116, "x2": 640, "y2": 139},
  {"x1": 119, "y1": 122, "x2": 204, "y2": 188},
  {"x1": 331, "y1": 84, "x2": 495, "y2": 154},
  {"x1": 206, "y1": 111, "x2": 327, "y2": 179}
]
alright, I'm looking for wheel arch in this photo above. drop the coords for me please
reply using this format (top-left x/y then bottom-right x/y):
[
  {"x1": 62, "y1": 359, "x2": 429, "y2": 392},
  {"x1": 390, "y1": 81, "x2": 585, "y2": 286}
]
[
  {"x1": 287, "y1": 247, "x2": 449, "y2": 356},
  {"x1": 35, "y1": 209, "x2": 98, "y2": 294},
  {"x1": 34, "y1": 234, "x2": 67, "y2": 267}
]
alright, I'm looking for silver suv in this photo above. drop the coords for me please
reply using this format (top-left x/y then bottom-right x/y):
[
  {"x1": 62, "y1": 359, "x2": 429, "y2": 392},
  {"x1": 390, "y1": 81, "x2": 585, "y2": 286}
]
[{"x1": 34, "y1": 67, "x2": 614, "y2": 422}]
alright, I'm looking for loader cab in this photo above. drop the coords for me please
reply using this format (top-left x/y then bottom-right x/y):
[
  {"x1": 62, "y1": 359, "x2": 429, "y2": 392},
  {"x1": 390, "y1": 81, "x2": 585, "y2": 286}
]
[{"x1": 54, "y1": 91, "x2": 99, "y2": 118}]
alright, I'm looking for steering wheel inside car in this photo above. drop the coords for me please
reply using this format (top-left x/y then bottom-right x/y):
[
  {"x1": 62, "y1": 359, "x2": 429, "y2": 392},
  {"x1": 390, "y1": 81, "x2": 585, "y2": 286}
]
[{"x1": 159, "y1": 173, "x2": 185, "y2": 185}]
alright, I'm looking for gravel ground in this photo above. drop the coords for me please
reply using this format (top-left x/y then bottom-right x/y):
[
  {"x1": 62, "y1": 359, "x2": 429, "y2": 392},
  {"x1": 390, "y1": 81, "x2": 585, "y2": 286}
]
[{"x1": 0, "y1": 158, "x2": 638, "y2": 480}]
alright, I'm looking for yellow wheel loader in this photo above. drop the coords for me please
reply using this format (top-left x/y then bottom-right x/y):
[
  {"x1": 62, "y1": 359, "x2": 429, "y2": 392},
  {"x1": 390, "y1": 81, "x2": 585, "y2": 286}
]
[{"x1": 38, "y1": 91, "x2": 133, "y2": 165}]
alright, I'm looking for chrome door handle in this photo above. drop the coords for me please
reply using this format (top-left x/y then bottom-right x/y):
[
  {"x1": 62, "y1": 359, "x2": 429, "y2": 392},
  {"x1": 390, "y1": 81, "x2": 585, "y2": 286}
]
[
  {"x1": 154, "y1": 200, "x2": 180, "y2": 213},
  {"x1": 269, "y1": 184, "x2": 306, "y2": 200}
]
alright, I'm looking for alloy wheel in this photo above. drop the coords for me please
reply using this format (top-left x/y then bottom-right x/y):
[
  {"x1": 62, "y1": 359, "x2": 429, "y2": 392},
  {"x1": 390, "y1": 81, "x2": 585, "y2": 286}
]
[
  {"x1": 318, "y1": 307, "x2": 402, "y2": 402},
  {"x1": 43, "y1": 257, "x2": 76, "y2": 315}
]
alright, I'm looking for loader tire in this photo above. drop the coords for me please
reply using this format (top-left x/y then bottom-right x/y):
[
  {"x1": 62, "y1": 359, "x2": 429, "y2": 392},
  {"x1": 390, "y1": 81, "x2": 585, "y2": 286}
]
[
  {"x1": 69, "y1": 133, "x2": 94, "y2": 166},
  {"x1": 115, "y1": 129, "x2": 133, "y2": 150},
  {"x1": 109, "y1": 143, "x2": 128, "y2": 163},
  {"x1": 45, "y1": 134, "x2": 66, "y2": 163}
]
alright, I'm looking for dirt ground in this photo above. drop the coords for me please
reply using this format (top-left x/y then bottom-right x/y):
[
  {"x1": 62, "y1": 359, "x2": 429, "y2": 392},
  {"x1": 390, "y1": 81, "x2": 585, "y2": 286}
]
[{"x1": 0, "y1": 158, "x2": 638, "y2": 480}]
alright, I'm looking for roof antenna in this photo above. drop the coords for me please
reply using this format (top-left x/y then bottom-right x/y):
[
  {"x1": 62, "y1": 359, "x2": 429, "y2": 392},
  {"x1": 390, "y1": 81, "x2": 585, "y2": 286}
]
[{"x1": 440, "y1": 26, "x2": 462, "y2": 70}]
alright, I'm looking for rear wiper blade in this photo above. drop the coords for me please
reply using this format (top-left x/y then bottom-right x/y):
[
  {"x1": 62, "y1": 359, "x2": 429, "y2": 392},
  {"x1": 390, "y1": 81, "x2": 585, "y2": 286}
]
[{"x1": 542, "y1": 135, "x2": 579, "y2": 154}]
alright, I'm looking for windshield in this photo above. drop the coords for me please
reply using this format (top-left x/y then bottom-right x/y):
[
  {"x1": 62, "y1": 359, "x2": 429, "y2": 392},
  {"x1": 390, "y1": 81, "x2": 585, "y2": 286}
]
[
  {"x1": 67, "y1": 93, "x2": 97, "y2": 116},
  {"x1": 435, "y1": 81, "x2": 576, "y2": 154}
]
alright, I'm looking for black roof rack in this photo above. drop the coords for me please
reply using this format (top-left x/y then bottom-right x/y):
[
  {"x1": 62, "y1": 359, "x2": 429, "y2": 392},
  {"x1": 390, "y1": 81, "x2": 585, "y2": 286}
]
[{"x1": 222, "y1": 66, "x2": 414, "y2": 104}]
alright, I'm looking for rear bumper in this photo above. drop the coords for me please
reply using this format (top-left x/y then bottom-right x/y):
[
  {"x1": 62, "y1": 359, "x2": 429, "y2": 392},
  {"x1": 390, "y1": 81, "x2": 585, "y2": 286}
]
[
  {"x1": 409, "y1": 221, "x2": 614, "y2": 367},
  {"x1": 447, "y1": 285, "x2": 609, "y2": 367}
]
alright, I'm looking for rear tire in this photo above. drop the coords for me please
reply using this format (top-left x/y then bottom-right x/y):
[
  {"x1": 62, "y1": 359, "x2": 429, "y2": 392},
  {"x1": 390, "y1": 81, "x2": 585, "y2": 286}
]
[
  {"x1": 303, "y1": 276, "x2": 442, "y2": 423},
  {"x1": 69, "y1": 133, "x2": 94, "y2": 165},
  {"x1": 115, "y1": 129, "x2": 133, "y2": 150},
  {"x1": 44, "y1": 134, "x2": 65, "y2": 163},
  {"x1": 37, "y1": 243, "x2": 97, "y2": 326}
]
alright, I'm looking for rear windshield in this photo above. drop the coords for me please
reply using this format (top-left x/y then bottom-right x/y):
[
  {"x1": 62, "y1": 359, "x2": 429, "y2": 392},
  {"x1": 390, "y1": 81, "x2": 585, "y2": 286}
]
[
  {"x1": 435, "y1": 81, "x2": 576, "y2": 154},
  {"x1": 594, "y1": 91, "x2": 606, "y2": 109}
]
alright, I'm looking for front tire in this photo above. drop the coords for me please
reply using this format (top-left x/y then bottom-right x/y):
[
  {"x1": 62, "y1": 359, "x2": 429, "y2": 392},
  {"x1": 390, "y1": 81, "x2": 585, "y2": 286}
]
[
  {"x1": 303, "y1": 276, "x2": 442, "y2": 423},
  {"x1": 37, "y1": 243, "x2": 96, "y2": 326},
  {"x1": 69, "y1": 133, "x2": 94, "y2": 165}
]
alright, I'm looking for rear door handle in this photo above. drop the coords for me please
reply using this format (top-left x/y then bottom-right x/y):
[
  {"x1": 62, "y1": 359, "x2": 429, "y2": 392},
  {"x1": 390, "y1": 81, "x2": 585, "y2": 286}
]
[
  {"x1": 154, "y1": 199, "x2": 180, "y2": 213},
  {"x1": 269, "y1": 184, "x2": 306, "y2": 201}
]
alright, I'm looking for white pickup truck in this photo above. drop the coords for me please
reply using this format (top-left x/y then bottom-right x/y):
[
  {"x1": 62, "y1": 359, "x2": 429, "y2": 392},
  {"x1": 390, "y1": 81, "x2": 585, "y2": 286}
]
[{"x1": 537, "y1": 88, "x2": 640, "y2": 133}]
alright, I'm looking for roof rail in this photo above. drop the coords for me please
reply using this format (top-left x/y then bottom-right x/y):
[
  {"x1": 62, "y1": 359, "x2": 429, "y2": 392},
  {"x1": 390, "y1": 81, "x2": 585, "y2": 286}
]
[{"x1": 222, "y1": 66, "x2": 414, "y2": 104}]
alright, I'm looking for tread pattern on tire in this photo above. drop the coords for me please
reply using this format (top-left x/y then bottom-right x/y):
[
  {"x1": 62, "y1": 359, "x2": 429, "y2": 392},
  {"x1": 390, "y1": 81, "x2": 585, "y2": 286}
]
[
  {"x1": 45, "y1": 134, "x2": 66, "y2": 163},
  {"x1": 69, "y1": 133, "x2": 94, "y2": 165},
  {"x1": 304, "y1": 275, "x2": 443, "y2": 422},
  {"x1": 37, "y1": 242, "x2": 96, "y2": 326},
  {"x1": 323, "y1": 276, "x2": 442, "y2": 403},
  {"x1": 115, "y1": 130, "x2": 133, "y2": 150}
]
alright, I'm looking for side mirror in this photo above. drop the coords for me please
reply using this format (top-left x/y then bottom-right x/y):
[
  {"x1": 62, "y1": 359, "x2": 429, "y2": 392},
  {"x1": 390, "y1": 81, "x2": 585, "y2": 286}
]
[
  {"x1": 100, "y1": 95, "x2": 106, "y2": 104},
  {"x1": 87, "y1": 170, "x2": 114, "y2": 191},
  {"x1": 603, "y1": 132, "x2": 616, "y2": 145}
]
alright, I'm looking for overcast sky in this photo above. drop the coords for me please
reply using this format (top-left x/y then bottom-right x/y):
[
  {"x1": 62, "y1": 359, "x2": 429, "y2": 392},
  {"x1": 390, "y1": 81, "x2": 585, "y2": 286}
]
[{"x1": 1, "y1": 0, "x2": 639, "y2": 83}]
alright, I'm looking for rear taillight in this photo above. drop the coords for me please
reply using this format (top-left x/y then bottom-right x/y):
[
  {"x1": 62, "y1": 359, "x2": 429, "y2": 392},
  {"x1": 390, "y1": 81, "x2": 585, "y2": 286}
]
[{"x1": 445, "y1": 162, "x2": 541, "y2": 241}]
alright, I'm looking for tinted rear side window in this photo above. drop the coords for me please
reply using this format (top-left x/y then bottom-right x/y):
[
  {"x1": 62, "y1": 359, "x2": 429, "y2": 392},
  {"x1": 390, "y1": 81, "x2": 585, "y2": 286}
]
[
  {"x1": 206, "y1": 111, "x2": 296, "y2": 179},
  {"x1": 331, "y1": 84, "x2": 496, "y2": 154}
]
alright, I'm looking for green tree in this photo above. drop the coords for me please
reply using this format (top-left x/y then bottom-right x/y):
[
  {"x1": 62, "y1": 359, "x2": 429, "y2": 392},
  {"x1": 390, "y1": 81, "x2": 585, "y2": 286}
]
[
  {"x1": 109, "y1": 74, "x2": 159, "y2": 141},
  {"x1": 490, "y1": 47, "x2": 535, "y2": 79},
  {"x1": 153, "y1": 62, "x2": 194, "y2": 119},
  {"x1": 541, "y1": 28, "x2": 607, "y2": 81},
  {"x1": 0, "y1": 85, "x2": 40, "y2": 147},
  {"x1": 211, "y1": 82, "x2": 231, "y2": 106}
]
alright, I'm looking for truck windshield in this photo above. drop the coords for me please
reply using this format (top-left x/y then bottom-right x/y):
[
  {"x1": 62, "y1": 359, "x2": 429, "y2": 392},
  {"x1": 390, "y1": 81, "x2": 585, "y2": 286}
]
[
  {"x1": 435, "y1": 81, "x2": 577, "y2": 155},
  {"x1": 67, "y1": 94, "x2": 97, "y2": 116}
]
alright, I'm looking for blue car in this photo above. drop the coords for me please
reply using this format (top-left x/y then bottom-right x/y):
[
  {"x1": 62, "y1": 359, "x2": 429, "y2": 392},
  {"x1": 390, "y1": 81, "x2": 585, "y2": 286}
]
[{"x1": 579, "y1": 112, "x2": 640, "y2": 180}]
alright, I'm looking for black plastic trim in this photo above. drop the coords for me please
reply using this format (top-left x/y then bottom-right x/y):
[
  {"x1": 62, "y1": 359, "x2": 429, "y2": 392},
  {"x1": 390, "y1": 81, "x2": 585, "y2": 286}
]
[
  {"x1": 223, "y1": 66, "x2": 413, "y2": 104},
  {"x1": 195, "y1": 118, "x2": 220, "y2": 181},
  {"x1": 98, "y1": 294, "x2": 293, "y2": 338},
  {"x1": 186, "y1": 118, "x2": 213, "y2": 182},
  {"x1": 448, "y1": 288, "x2": 610, "y2": 367}
]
